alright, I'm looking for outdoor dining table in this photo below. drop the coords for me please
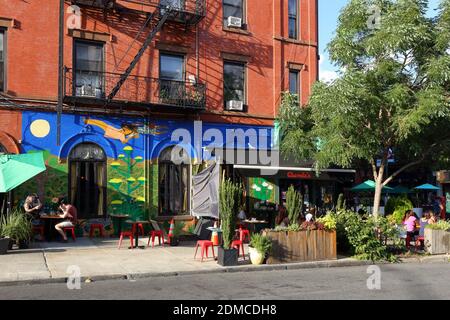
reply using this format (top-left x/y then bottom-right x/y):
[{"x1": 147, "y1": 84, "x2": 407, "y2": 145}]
[
  {"x1": 39, "y1": 214, "x2": 63, "y2": 241},
  {"x1": 243, "y1": 219, "x2": 268, "y2": 234},
  {"x1": 125, "y1": 220, "x2": 150, "y2": 249},
  {"x1": 109, "y1": 214, "x2": 130, "y2": 237}
]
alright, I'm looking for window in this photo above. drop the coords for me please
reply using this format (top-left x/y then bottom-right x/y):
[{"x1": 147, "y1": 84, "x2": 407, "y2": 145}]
[
  {"x1": 288, "y1": 0, "x2": 298, "y2": 39},
  {"x1": 289, "y1": 70, "x2": 299, "y2": 95},
  {"x1": 74, "y1": 40, "x2": 104, "y2": 98},
  {"x1": 223, "y1": 61, "x2": 245, "y2": 108},
  {"x1": 223, "y1": 0, "x2": 244, "y2": 26},
  {"x1": 158, "y1": 146, "x2": 190, "y2": 216},
  {"x1": 159, "y1": 53, "x2": 185, "y2": 104},
  {"x1": 0, "y1": 29, "x2": 5, "y2": 92}
]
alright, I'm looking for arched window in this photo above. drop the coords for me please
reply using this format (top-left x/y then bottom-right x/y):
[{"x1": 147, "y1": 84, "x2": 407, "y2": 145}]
[
  {"x1": 69, "y1": 143, "x2": 107, "y2": 219},
  {"x1": 158, "y1": 146, "x2": 190, "y2": 216}
]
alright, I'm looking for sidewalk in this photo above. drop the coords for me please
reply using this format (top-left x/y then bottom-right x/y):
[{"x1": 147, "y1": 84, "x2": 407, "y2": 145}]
[{"x1": 0, "y1": 237, "x2": 448, "y2": 286}]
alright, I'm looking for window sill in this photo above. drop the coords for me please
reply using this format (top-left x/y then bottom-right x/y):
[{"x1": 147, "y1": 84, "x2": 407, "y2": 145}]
[
  {"x1": 273, "y1": 36, "x2": 318, "y2": 47},
  {"x1": 223, "y1": 26, "x2": 251, "y2": 36}
]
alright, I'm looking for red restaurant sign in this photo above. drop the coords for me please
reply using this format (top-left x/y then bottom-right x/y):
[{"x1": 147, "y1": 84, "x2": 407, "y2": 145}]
[{"x1": 287, "y1": 172, "x2": 313, "y2": 179}]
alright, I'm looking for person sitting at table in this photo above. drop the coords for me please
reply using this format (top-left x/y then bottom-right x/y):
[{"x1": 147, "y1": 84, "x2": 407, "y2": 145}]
[
  {"x1": 428, "y1": 211, "x2": 437, "y2": 224},
  {"x1": 403, "y1": 210, "x2": 419, "y2": 249},
  {"x1": 275, "y1": 206, "x2": 289, "y2": 228},
  {"x1": 23, "y1": 194, "x2": 42, "y2": 220},
  {"x1": 55, "y1": 199, "x2": 77, "y2": 242}
]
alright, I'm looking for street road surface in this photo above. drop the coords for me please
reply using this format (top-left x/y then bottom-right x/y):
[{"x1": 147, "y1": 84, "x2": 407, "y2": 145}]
[{"x1": 0, "y1": 263, "x2": 449, "y2": 300}]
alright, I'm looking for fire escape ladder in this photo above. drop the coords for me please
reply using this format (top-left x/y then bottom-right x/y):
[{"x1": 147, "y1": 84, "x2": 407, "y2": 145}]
[{"x1": 106, "y1": 6, "x2": 174, "y2": 102}]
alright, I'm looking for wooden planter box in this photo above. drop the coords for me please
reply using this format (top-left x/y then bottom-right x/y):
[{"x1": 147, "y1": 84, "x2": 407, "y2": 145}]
[
  {"x1": 263, "y1": 230, "x2": 337, "y2": 264},
  {"x1": 424, "y1": 229, "x2": 450, "y2": 255}
]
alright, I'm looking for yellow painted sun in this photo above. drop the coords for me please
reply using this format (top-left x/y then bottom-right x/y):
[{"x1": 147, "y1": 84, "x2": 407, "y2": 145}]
[{"x1": 30, "y1": 120, "x2": 50, "y2": 138}]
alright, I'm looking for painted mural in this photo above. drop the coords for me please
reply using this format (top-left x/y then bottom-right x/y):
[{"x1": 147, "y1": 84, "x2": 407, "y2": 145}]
[{"x1": 14, "y1": 110, "x2": 275, "y2": 237}]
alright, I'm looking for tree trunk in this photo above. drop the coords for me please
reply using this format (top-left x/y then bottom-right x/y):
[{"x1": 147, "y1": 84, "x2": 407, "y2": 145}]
[{"x1": 373, "y1": 180, "x2": 382, "y2": 217}]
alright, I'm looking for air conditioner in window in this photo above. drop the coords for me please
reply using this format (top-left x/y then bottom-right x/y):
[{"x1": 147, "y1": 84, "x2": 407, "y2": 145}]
[
  {"x1": 226, "y1": 100, "x2": 244, "y2": 111},
  {"x1": 227, "y1": 16, "x2": 242, "y2": 28}
]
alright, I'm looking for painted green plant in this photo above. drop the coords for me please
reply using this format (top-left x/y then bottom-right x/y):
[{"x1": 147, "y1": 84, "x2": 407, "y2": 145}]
[{"x1": 109, "y1": 146, "x2": 146, "y2": 219}]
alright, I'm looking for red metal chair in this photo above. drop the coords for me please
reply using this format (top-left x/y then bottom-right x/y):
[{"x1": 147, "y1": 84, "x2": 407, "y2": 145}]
[
  {"x1": 89, "y1": 224, "x2": 105, "y2": 238},
  {"x1": 62, "y1": 226, "x2": 76, "y2": 241},
  {"x1": 194, "y1": 240, "x2": 215, "y2": 262},
  {"x1": 231, "y1": 228, "x2": 246, "y2": 260},
  {"x1": 118, "y1": 231, "x2": 134, "y2": 249},
  {"x1": 32, "y1": 225, "x2": 45, "y2": 241},
  {"x1": 415, "y1": 236, "x2": 425, "y2": 250},
  {"x1": 132, "y1": 223, "x2": 145, "y2": 236},
  {"x1": 147, "y1": 230, "x2": 164, "y2": 247}
]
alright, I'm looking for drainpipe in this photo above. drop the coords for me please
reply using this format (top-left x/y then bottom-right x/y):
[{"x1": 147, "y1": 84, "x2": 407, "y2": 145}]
[{"x1": 57, "y1": 0, "x2": 64, "y2": 146}]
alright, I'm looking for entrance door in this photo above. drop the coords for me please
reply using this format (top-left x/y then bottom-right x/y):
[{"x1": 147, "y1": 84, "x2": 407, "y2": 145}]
[{"x1": 69, "y1": 143, "x2": 106, "y2": 219}]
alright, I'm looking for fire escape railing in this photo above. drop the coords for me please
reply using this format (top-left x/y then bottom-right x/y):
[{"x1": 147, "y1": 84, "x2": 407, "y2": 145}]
[{"x1": 64, "y1": 68, "x2": 206, "y2": 110}]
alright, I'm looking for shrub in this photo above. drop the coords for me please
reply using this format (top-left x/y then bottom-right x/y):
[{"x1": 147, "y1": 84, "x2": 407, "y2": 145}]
[
  {"x1": 286, "y1": 185, "x2": 303, "y2": 225},
  {"x1": 385, "y1": 196, "x2": 413, "y2": 224},
  {"x1": 335, "y1": 210, "x2": 399, "y2": 262},
  {"x1": 426, "y1": 220, "x2": 450, "y2": 231},
  {"x1": 249, "y1": 233, "x2": 272, "y2": 255}
]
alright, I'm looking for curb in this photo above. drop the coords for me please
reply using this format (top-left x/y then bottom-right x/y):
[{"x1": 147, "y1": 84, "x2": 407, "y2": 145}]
[{"x1": 0, "y1": 255, "x2": 448, "y2": 287}]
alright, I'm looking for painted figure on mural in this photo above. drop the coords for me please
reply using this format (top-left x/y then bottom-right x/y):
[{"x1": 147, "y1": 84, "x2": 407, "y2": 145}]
[{"x1": 83, "y1": 118, "x2": 168, "y2": 144}]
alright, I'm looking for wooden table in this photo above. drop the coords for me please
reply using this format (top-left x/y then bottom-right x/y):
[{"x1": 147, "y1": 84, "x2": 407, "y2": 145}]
[
  {"x1": 40, "y1": 214, "x2": 63, "y2": 241},
  {"x1": 125, "y1": 220, "x2": 150, "y2": 249},
  {"x1": 109, "y1": 214, "x2": 130, "y2": 237}
]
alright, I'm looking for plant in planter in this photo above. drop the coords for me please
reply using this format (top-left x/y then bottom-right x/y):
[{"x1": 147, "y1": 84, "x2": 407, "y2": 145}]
[
  {"x1": 424, "y1": 220, "x2": 450, "y2": 254},
  {"x1": 0, "y1": 210, "x2": 32, "y2": 249},
  {"x1": 286, "y1": 185, "x2": 303, "y2": 225},
  {"x1": 249, "y1": 233, "x2": 272, "y2": 265},
  {"x1": 170, "y1": 221, "x2": 185, "y2": 246},
  {"x1": 0, "y1": 216, "x2": 10, "y2": 255},
  {"x1": 217, "y1": 178, "x2": 243, "y2": 266}
]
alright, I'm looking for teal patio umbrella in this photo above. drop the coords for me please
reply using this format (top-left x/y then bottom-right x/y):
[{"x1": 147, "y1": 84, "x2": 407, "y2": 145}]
[
  {"x1": 350, "y1": 180, "x2": 393, "y2": 193},
  {"x1": 0, "y1": 152, "x2": 46, "y2": 193},
  {"x1": 413, "y1": 184, "x2": 440, "y2": 191},
  {"x1": 390, "y1": 185, "x2": 413, "y2": 194}
]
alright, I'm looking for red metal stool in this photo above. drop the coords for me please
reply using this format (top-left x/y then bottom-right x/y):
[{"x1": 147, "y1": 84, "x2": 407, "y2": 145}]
[
  {"x1": 132, "y1": 223, "x2": 145, "y2": 236},
  {"x1": 89, "y1": 224, "x2": 104, "y2": 238},
  {"x1": 415, "y1": 236, "x2": 425, "y2": 250},
  {"x1": 32, "y1": 225, "x2": 45, "y2": 241},
  {"x1": 240, "y1": 228, "x2": 250, "y2": 243},
  {"x1": 231, "y1": 240, "x2": 245, "y2": 260},
  {"x1": 62, "y1": 226, "x2": 76, "y2": 241},
  {"x1": 194, "y1": 240, "x2": 215, "y2": 262},
  {"x1": 118, "y1": 231, "x2": 134, "y2": 249},
  {"x1": 147, "y1": 230, "x2": 164, "y2": 247}
]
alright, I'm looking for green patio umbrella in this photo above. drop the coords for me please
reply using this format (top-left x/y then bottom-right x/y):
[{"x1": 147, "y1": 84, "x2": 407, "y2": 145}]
[
  {"x1": 350, "y1": 180, "x2": 394, "y2": 192},
  {"x1": 0, "y1": 152, "x2": 46, "y2": 193},
  {"x1": 413, "y1": 183, "x2": 440, "y2": 191}
]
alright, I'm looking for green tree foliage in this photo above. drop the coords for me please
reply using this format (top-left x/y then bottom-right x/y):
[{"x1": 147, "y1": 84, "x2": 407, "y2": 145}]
[
  {"x1": 286, "y1": 185, "x2": 303, "y2": 225},
  {"x1": 278, "y1": 0, "x2": 450, "y2": 216},
  {"x1": 385, "y1": 196, "x2": 413, "y2": 224}
]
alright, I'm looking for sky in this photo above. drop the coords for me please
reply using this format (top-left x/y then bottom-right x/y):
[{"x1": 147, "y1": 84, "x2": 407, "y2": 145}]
[{"x1": 319, "y1": 0, "x2": 442, "y2": 82}]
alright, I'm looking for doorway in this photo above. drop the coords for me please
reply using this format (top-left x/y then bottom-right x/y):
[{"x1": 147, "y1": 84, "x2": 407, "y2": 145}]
[{"x1": 69, "y1": 143, "x2": 107, "y2": 219}]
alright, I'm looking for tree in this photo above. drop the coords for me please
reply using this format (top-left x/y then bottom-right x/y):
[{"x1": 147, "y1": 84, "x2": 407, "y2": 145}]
[{"x1": 278, "y1": 0, "x2": 450, "y2": 216}]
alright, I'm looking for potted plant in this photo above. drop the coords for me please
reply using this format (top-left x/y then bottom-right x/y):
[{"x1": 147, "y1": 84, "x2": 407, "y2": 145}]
[
  {"x1": 249, "y1": 233, "x2": 272, "y2": 265},
  {"x1": 217, "y1": 178, "x2": 242, "y2": 266},
  {"x1": 170, "y1": 221, "x2": 185, "y2": 246},
  {"x1": 0, "y1": 210, "x2": 32, "y2": 250},
  {"x1": 0, "y1": 216, "x2": 10, "y2": 255},
  {"x1": 424, "y1": 220, "x2": 450, "y2": 254}
]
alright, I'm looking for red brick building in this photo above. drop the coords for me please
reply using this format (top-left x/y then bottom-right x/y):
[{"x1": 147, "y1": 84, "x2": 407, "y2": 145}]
[{"x1": 0, "y1": 0, "x2": 320, "y2": 224}]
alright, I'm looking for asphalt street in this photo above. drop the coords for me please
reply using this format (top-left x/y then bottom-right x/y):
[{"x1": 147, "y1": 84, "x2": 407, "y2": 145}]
[{"x1": 0, "y1": 262, "x2": 449, "y2": 300}]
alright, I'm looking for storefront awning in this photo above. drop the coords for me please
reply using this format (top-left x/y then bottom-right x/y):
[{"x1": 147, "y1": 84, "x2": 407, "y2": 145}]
[{"x1": 0, "y1": 152, "x2": 46, "y2": 193}]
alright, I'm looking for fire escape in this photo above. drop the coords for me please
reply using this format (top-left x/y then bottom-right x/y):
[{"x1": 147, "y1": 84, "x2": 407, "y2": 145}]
[{"x1": 64, "y1": 0, "x2": 206, "y2": 112}]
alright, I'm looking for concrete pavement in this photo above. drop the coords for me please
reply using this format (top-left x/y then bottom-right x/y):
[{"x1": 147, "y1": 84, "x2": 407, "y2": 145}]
[
  {"x1": 1, "y1": 262, "x2": 450, "y2": 299},
  {"x1": 0, "y1": 237, "x2": 448, "y2": 287}
]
